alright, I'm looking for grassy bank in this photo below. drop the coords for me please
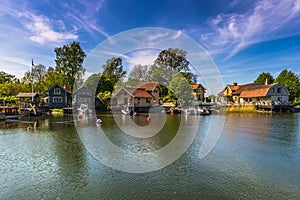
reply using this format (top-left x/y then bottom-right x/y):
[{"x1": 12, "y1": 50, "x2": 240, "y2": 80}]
[
  {"x1": 226, "y1": 105, "x2": 258, "y2": 113},
  {"x1": 51, "y1": 108, "x2": 64, "y2": 115}
]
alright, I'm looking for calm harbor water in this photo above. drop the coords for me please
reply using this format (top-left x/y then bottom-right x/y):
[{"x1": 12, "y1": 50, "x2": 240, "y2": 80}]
[{"x1": 0, "y1": 113, "x2": 299, "y2": 199}]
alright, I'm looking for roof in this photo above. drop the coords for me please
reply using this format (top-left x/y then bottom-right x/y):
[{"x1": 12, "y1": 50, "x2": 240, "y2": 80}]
[
  {"x1": 240, "y1": 83, "x2": 277, "y2": 98},
  {"x1": 16, "y1": 92, "x2": 39, "y2": 98},
  {"x1": 46, "y1": 84, "x2": 71, "y2": 94},
  {"x1": 191, "y1": 84, "x2": 206, "y2": 90},
  {"x1": 220, "y1": 83, "x2": 259, "y2": 96},
  {"x1": 121, "y1": 88, "x2": 153, "y2": 98},
  {"x1": 137, "y1": 82, "x2": 159, "y2": 91},
  {"x1": 162, "y1": 102, "x2": 176, "y2": 107}
]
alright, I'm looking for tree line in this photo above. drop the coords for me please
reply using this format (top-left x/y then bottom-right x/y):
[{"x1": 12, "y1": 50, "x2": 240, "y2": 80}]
[{"x1": 0, "y1": 40, "x2": 299, "y2": 107}]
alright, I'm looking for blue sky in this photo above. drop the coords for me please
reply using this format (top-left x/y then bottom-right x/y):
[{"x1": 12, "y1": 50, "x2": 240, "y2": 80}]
[{"x1": 0, "y1": 0, "x2": 300, "y2": 93}]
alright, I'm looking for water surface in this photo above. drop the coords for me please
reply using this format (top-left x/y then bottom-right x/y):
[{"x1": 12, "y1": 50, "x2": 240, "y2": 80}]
[{"x1": 0, "y1": 113, "x2": 299, "y2": 199}]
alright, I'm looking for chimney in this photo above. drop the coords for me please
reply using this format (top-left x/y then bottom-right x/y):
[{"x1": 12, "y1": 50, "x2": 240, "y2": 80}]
[
  {"x1": 233, "y1": 82, "x2": 238, "y2": 86},
  {"x1": 64, "y1": 80, "x2": 68, "y2": 90}
]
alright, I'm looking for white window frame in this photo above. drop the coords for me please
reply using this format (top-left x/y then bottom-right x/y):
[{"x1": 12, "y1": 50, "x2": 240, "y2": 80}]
[
  {"x1": 54, "y1": 88, "x2": 61, "y2": 94},
  {"x1": 53, "y1": 97, "x2": 63, "y2": 103}
]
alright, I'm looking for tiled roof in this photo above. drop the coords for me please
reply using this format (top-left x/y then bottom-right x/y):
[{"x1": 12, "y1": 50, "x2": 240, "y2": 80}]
[
  {"x1": 137, "y1": 82, "x2": 159, "y2": 91},
  {"x1": 231, "y1": 83, "x2": 259, "y2": 95},
  {"x1": 240, "y1": 83, "x2": 277, "y2": 98},
  {"x1": 16, "y1": 92, "x2": 39, "y2": 98},
  {"x1": 46, "y1": 84, "x2": 71, "y2": 94},
  {"x1": 191, "y1": 84, "x2": 206, "y2": 90},
  {"x1": 124, "y1": 88, "x2": 153, "y2": 98}
]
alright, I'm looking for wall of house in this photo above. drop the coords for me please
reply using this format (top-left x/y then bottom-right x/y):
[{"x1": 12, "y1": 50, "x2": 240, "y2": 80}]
[
  {"x1": 193, "y1": 87, "x2": 205, "y2": 102},
  {"x1": 267, "y1": 85, "x2": 289, "y2": 102},
  {"x1": 148, "y1": 86, "x2": 160, "y2": 105},
  {"x1": 48, "y1": 86, "x2": 69, "y2": 108}
]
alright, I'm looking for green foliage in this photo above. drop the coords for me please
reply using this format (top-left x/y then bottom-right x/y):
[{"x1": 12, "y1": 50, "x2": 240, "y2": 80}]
[
  {"x1": 0, "y1": 96, "x2": 19, "y2": 106},
  {"x1": 127, "y1": 64, "x2": 151, "y2": 87},
  {"x1": 55, "y1": 41, "x2": 86, "y2": 92},
  {"x1": 22, "y1": 64, "x2": 47, "y2": 93},
  {"x1": 275, "y1": 69, "x2": 300, "y2": 101},
  {"x1": 0, "y1": 71, "x2": 18, "y2": 83},
  {"x1": 43, "y1": 67, "x2": 65, "y2": 90},
  {"x1": 97, "y1": 91, "x2": 112, "y2": 107},
  {"x1": 0, "y1": 82, "x2": 30, "y2": 97},
  {"x1": 254, "y1": 72, "x2": 274, "y2": 85},
  {"x1": 151, "y1": 48, "x2": 196, "y2": 86},
  {"x1": 102, "y1": 57, "x2": 126, "y2": 86},
  {"x1": 169, "y1": 73, "x2": 193, "y2": 105},
  {"x1": 84, "y1": 73, "x2": 114, "y2": 95}
]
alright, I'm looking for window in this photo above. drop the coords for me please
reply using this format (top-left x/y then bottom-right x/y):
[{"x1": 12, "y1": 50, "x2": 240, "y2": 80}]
[
  {"x1": 154, "y1": 90, "x2": 158, "y2": 93},
  {"x1": 272, "y1": 88, "x2": 275, "y2": 93},
  {"x1": 146, "y1": 98, "x2": 151, "y2": 103},
  {"x1": 277, "y1": 87, "x2": 282, "y2": 93},
  {"x1": 54, "y1": 88, "x2": 61, "y2": 94},
  {"x1": 53, "y1": 97, "x2": 62, "y2": 103}
]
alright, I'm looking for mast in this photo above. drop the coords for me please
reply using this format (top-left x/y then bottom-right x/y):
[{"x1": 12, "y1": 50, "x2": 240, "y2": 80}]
[{"x1": 31, "y1": 59, "x2": 34, "y2": 102}]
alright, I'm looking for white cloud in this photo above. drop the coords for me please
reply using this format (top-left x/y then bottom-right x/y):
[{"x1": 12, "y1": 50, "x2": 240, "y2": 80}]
[
  {"x1": 22, "y1": 13, "x2": 78, "y2": 44},
  {"x1": 201, "y1": 0, "x2": 300, "y2": 59},
  {"x1": 123, "y1": 49, "x2": 159, "y2": 70}
]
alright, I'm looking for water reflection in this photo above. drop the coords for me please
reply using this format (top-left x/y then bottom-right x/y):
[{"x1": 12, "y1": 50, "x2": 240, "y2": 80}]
[{"x1": 0, "y1": 113, "x2": 300, "y2": 199}]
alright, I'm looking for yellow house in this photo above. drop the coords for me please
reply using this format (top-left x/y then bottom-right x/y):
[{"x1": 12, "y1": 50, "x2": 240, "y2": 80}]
[
  {"x1": 191, "y1": 84, "x2": 206, "y2": 102},
  {"x1": 218, "y1": 82, "x2": 259, "y2": 104}
]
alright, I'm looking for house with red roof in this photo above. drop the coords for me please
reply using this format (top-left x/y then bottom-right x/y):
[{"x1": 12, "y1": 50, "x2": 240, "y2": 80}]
[
  {"x1": 112, "y1": 82, "x2": 160, "y2": 112},
  {"x1": 191, "y1": 84, "x2": 206, "y2": 102},
  {"x1": 218, "y1": 82, "x2": 289, "y2": 104}
]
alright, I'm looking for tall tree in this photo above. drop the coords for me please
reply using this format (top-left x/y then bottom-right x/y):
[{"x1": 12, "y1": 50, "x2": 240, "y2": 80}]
[
  {"x1": 275, "y1": 69, "x2": 300, "y2": 101},
  {"x1": 102, "y1": 57, "x2": 126, "y2": 86},
  {"x1": 151, "y1": 48, "x2": 195, "y2": 85},
  {"x1": 254, "y1": 72, "x2": 274, "y2": 85},
  {"x1": 21, "y1": 64, "x2": 47, "y2": 93},
  {"x1": 55, "y1": 41, "x2": 86, "y2": 92},
  {"x1": 127, "y1": 64, "x2": 151, "y2": 87}
]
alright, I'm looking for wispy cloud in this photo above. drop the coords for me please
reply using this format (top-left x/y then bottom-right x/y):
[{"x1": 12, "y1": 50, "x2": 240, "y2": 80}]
[
  {"x1": 0, "y1": 1, "x2": 78, "y2": 45},
  {"x1": 62, "y1": 0, "x2": 110, "y2": 38},
  {"x1": 200, "y1": 0, "x2": 300, "y2": 59}
]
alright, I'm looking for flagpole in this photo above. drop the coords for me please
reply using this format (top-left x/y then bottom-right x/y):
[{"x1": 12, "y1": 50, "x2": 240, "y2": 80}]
[{"x1": 31, "y1": 59, "x2": 34, "y2": 102}]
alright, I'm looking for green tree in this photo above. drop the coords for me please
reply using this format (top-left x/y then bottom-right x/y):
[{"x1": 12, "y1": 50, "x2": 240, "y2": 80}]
[
  {"x1": 0, "y1": 82, "x2": 30, "y2": 97},
  {"x1": 127, "y1": 64, "x2": 150, "y2": 87},
  {"x1": 22, "y1": 64, "x2": 47, "y2": 93},
  {"x1": 169, "y1": 73, "x2": 193, "y2": 105},
  {"x1": 254, "y1": 72, "x2": 274, "y2": 85},
  {"x1": 150, "y1": 48, "x2": 196, "y2": 88},
  {"x1": 0, "y1": 71, "x2": 18, "y2": 83},
  {"x1": 84, "y1": 73, "x2": 114, "y2": 95},
  {"x1": 102, "y1": 57, "x2": 126, "y2": 86},
  {"x1": 43, "y1": 67, "x2": 65, "y2": 90},
  {"x1": 275, "y1": 69, "x2": 300, "y2": 101},
  {"x1": 55, "y1": 41, "x2": 86, "y2": 92}
]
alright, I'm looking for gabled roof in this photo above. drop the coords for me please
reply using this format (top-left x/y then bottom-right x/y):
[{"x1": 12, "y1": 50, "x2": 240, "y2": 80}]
[
  {"x1": 230, "y1": 83, "x2": 259, "y2": 95},
  {"x1": 240, "y1": 83, "x2": 278, "y2": 98},
  {"x1": 220, "y1": 83, "x2": 259, "y2": 96},
  {"x1": 16, "y1": 92, "x2": 39, "y2": 98},
  {"x1": 116, "y1": 88, "x2": 153, "y2": 98},
  {"x1": 137, "y1": 82, "x2": 159, "y2": 91},
  {"x1": 191, "y1": 84, "x2": 206, "y2": 91},
  {"x1": 46, "y1": 84, "x2": 71, "y2": 94}
]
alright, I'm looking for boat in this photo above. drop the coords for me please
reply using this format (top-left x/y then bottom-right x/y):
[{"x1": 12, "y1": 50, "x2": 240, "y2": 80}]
[{"x1": 0, "y1": 112, "x2": 5, "y2": 120}]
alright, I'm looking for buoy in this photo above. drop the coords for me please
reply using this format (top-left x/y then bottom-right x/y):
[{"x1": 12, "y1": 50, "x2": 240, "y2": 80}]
[
  {"x1": 147, "y1": 115, "x2": 151, "y2": 121},
  {"x1": 133, "y1": 113, "x2": 137, "y2": 117},
  {"x1": 96, "y1": 119, "x2": 102, "y2": 124}
]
